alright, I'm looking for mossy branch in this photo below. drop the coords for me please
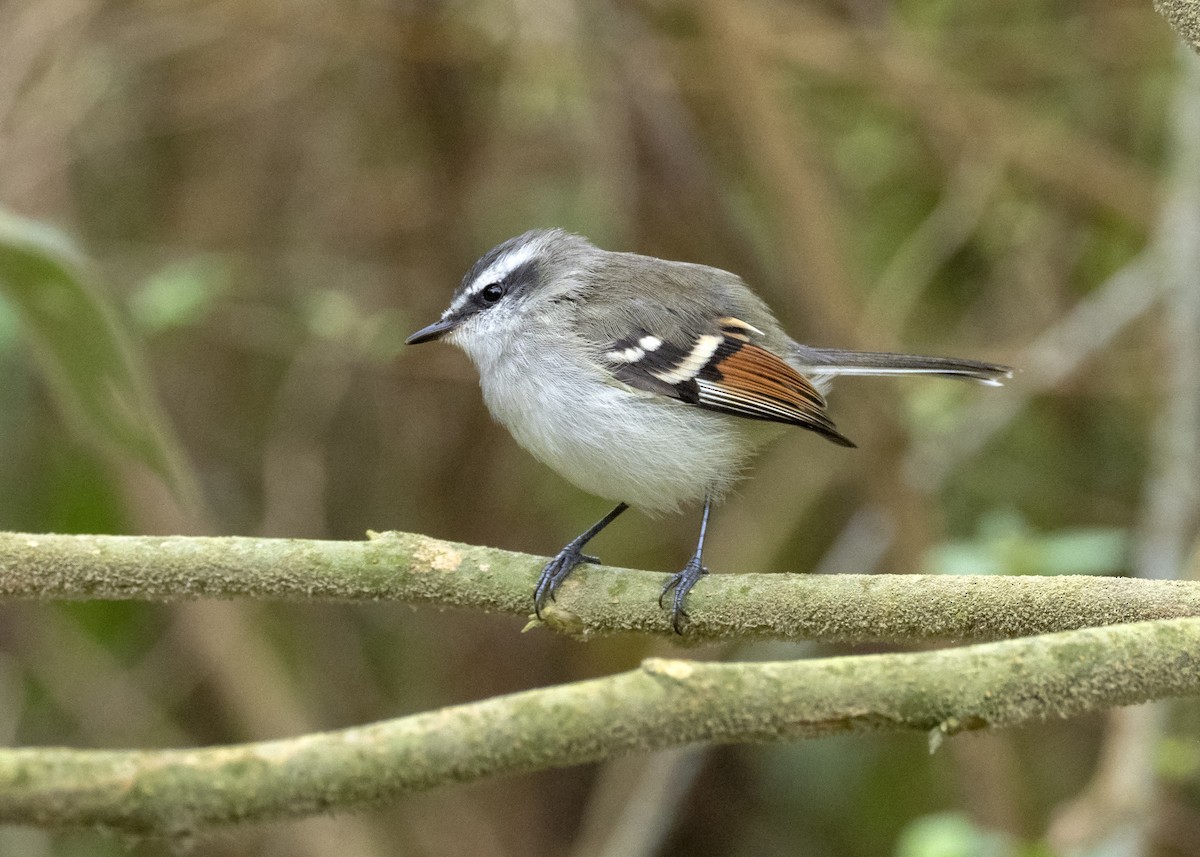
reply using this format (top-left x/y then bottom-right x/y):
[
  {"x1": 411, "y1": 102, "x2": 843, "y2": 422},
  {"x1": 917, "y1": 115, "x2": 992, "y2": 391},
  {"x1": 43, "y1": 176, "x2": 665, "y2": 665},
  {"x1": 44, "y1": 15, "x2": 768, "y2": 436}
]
[
  {"x1": 1156, "y1": 0, "x2": 1200, "y2": 55},
  {"x1": 3, "y1": 531, "x2": 1200, "y2": 642},
  {"x1": 1, "y1": 616, "x2": 1199, "y2": 834},
  {"x1": 4, "y1": 531, "x2": 1200, "y2": 833}
]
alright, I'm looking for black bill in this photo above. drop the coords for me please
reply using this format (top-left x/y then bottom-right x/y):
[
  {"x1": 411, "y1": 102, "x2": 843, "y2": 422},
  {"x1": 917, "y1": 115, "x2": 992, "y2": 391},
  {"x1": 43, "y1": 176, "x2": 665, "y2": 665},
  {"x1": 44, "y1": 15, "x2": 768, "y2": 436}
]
[{"x1": 405, "y1": 317, "x2": 457, "y2": 345}]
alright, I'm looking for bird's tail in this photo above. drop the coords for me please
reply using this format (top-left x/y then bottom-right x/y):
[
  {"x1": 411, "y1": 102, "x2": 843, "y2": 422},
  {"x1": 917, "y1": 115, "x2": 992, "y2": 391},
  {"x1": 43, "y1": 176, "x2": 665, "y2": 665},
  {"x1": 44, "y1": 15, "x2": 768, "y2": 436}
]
[{"x1": 793, "y1": 347, "x2": 1013, "y2": 386}]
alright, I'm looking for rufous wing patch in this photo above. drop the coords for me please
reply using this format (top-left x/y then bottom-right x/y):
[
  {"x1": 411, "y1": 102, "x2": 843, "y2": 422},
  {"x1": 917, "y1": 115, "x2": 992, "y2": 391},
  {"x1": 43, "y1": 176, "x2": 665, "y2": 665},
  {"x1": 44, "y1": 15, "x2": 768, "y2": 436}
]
[{"x1": 696, "y1": 342, "x2": 855, "y2": 447}]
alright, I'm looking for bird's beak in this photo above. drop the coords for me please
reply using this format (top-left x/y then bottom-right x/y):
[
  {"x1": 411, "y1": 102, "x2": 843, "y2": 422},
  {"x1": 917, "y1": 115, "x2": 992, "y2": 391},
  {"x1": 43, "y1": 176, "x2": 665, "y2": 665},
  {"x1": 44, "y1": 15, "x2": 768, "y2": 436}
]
[{"x1": 405, "y1": 317, "x2": 457, "y2": 345}]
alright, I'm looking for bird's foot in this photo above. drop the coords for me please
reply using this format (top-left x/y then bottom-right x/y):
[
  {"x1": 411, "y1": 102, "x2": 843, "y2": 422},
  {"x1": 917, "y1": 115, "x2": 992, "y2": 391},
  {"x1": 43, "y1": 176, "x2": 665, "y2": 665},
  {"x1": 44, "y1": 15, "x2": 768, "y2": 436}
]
[
  {"x1": 533, "y1": 541, "x2": 601, "y2": 618},
  {"x1": 659, "y1": 555, "x2": 708, "y2": 634}
]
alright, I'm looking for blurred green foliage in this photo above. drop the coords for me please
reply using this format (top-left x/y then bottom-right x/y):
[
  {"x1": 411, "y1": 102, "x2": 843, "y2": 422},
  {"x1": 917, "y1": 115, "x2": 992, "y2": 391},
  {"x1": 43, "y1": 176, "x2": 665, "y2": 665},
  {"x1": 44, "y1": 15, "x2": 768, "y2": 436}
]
[
  {"x1": 0, "y1": 0, "x2": 1196, "y2": 854},
  {"x1": 924, "y1": 510, "x2": 1129, "y2": 576},
  {"x1": 893, "y1": 812, "x2": 1063, "y2": 857},
  {"x1": 0, "y1": 209, "x2": 196, "y2": 508},
  {"x1": 129, "y1": 255, "x2": 230, "y2": 334}
]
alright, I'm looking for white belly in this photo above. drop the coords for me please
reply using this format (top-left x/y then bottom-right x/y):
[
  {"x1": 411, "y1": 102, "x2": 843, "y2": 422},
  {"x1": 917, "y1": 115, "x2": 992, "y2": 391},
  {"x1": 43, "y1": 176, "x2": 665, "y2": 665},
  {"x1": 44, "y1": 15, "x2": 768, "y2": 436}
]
[{"x1": 475, "y1": 345, "x2": 775, "y2": 513}]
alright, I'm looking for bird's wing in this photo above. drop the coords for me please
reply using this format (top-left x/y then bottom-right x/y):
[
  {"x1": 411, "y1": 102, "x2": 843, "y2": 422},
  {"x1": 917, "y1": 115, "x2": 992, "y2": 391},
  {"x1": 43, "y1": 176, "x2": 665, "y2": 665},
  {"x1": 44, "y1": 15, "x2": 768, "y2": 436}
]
[{"x1": 598, "y1": 316, "x2": 854, "y2": 447}]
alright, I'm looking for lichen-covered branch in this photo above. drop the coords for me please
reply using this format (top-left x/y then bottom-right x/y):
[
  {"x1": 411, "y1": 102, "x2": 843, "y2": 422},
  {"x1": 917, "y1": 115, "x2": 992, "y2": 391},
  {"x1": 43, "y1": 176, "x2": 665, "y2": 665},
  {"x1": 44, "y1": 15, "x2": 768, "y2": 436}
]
[
  {"x1": 0, "y1": 616, "x2": 1198, "y2": 834},
  {"x1": 1157, "y1": 0, "x2": 1200, "y2": 55},
  {"x1": 3, "y1": 531, "x2": 1200, "y2": 642}
]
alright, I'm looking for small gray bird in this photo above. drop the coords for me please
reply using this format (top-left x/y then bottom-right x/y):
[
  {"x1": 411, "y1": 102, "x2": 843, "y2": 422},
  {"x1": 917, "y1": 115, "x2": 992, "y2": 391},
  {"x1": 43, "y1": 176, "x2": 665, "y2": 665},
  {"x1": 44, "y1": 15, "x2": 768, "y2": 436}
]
[{"x1": 407, "y1": 229, "x2": 1010, "y2": 631}]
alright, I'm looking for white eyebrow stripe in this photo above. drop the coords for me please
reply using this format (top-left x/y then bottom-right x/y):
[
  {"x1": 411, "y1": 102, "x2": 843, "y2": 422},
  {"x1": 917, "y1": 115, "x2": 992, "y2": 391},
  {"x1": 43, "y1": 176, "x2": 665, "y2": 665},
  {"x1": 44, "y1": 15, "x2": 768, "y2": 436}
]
[
  {"x1": 444, "y1": 242, "x2": 542, "y2": 317},
  {"x1": 652, "y1": 334, "x2": 722, "y2": 384}
]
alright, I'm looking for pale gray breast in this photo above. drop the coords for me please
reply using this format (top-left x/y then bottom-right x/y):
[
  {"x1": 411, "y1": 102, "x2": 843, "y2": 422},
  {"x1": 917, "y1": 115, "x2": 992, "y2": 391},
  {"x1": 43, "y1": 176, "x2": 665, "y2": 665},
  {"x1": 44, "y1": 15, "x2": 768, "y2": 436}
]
[{"x1": 475, "y1": 331, "x2": 764, "y2": 511}]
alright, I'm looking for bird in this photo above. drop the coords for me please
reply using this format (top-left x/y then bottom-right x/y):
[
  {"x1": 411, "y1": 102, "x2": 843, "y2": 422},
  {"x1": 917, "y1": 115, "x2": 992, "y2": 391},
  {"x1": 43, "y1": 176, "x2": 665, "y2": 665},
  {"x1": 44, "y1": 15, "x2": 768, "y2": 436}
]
[{"x1": 406, "y1": 228, "x2": 1011, "y2": 632}]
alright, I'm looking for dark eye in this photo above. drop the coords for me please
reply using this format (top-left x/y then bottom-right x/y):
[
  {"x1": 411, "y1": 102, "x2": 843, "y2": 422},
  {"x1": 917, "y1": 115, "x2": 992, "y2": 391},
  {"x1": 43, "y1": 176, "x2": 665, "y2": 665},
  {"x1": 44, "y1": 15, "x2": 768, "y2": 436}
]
[{"x1": 480, "y1": 283, "x2": 504, "y2": 303}]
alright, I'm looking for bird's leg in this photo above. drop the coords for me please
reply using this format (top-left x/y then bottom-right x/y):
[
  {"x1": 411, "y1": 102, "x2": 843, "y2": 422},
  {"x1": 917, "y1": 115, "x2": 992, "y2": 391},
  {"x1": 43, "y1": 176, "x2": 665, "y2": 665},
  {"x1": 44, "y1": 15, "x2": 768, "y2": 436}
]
[
  {"x1": 534, "y1": 502, "x2": 629, "y2": 617},
  {"x1": 660, "y1": 494, "x2": 713, "y2": 634}
]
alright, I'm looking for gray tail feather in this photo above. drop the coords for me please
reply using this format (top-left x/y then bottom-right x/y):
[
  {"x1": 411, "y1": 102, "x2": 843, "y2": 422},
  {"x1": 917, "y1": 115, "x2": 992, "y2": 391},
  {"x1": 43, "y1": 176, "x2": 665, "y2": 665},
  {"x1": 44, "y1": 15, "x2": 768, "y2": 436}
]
[{"x1": 794, "y1": 347, "x2": 1013, "y2": 386}]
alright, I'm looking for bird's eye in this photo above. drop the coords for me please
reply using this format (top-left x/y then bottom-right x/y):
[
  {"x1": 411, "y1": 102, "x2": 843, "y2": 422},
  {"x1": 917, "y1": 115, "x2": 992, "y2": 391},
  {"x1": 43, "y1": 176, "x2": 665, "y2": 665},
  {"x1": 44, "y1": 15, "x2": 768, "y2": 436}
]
[{"x1": 480, "y1": 283, "x2": 504, "y2": 303}]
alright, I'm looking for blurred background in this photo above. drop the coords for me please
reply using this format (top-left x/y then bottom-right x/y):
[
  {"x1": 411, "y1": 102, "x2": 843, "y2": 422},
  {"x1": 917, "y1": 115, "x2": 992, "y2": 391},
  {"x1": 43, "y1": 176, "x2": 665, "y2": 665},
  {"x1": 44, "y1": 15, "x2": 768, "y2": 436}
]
[{"x1": 1, "y1": 0, "x2": 1198, "y2": 854}]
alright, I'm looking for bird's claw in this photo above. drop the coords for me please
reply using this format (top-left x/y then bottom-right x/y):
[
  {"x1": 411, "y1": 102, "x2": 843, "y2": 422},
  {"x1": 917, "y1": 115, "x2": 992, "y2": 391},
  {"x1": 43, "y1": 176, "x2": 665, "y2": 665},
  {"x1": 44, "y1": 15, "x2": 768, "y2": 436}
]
[
  {"x1": 533, "y1": 542, "x2": 600, "y2": 618},
  {"x1": 659, "y1": 556, "x2": 708, "y2": 634}
]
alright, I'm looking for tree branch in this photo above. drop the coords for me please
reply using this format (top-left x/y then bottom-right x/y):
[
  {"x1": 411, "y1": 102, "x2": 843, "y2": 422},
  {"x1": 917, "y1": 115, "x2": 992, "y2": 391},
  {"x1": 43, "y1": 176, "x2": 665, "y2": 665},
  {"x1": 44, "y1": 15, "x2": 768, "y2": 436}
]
[
  {"x1": 3, "y1": 531, "x2": 1200, "y2": 642},
  {"x1": 1157, "y1": 0, "x2": 1200, "y2": 55},
  {"x1": 1, "y1": 616, "x2": 1198, "y2": 834}
]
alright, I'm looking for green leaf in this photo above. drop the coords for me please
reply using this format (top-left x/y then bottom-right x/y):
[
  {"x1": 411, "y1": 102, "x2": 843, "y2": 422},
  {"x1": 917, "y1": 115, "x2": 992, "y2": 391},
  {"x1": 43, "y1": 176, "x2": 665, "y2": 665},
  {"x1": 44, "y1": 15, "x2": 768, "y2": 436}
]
[
  {"x1": 1156, "y1": 736, "x2": 1200, "y2": 782},
  {"x1": 0, "y1": 208, "x2": 199, "y2": 509},
  {"x1": 895, "y1": 812, "x2": 1015, "y2": 857},
  {"x1": 130, "y1": 255, "x2": 230, "y2": 333},
  {"x1": 0, "y1": 291, "x2": 19, "y2": 353},
  {"x1": 924, "y1": 509, "x2": 1129, "y2": 577}
]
